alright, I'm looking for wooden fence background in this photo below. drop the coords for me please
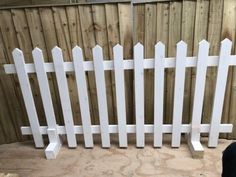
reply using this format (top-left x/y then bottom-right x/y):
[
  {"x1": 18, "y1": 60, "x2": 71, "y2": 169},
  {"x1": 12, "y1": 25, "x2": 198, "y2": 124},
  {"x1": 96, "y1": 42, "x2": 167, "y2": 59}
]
[{"x1": 0, "y1": 0, "x2": 236, "y2": 144}]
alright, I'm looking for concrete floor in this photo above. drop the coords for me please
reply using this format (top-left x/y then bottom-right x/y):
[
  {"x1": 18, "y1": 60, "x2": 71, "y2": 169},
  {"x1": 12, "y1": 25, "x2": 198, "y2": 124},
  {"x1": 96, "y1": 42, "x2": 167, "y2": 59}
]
[{"x1": 0, "y1": 135, "x2": 232, "y2": 177}]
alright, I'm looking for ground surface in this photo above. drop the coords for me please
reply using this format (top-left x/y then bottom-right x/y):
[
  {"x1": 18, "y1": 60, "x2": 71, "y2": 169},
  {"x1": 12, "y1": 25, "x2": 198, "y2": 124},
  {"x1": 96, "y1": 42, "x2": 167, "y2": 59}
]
[{"x1": 0, "y1": 135, "x2": 232, "y2": 177}]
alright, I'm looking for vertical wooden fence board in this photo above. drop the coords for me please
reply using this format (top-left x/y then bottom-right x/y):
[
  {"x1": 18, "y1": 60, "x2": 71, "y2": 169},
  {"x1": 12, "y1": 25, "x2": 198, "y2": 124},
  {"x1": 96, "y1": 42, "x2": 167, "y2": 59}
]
[
  {"x1": 133, "y1": 4, "x2": 145, "y2": 45},
  {"x1": 209, "y1": 39, "x2": 232, "y2": 147},
  {"x1": 204, "y1": 0, "x2": 223, "y2": 124},
  {"x1": 166, "y1": 1, "x2": 182, "y2": 123},
  {"x1": 52, "y1": 7, "x2": 81, "y2": 125},
  {"x1": 11, "y1": 9, "x2": 46, "y2": 125},
  {"x1": 105, "y1": 3, "x2": 120, "y2": 125},
  {"x1": 154, "y1": 42, "x2": 165, "y2": 147},
  {"x1": 118, "y1": 3, "x2": 134, "y2": 124},
  {"x1": 144, "y1": 3, "x2": 156, "y2": 124},
  {"x1": 52, "y1": 47, "x2": 77, "y2": 148},
  {"x1": 190, "y1": 40, "x2": 209, "y2": 142},
  {"x1": 172, "y1": 41, "x2": 187, "y2": 147},
  {"x1": 181, "y1": 0, "x2": 196, "y2": 123},
  {"x1": 191, "y1": 0, "x2": 209, "y2": 120},
  {"x1": 92, "y1": 4, "x2": 115, "y2": 124},
  {"x1": 222, "y1": 0, "x2": 236, "y2": 139},
  {"x1": 25, "y1": 8, "x2": 62, "y2": 126},
  {"x1": 73, "y1": 46, "x2": 93, "y2": 148},
  {"x1": 39, "y1": 7, "x2": 63, "y2": 125},
  {"x1": 12, "y1": 49, "x2": 44, "y2": 148},
  {"x1": 113, "y1": 45, "x2": 127, "y2": 147},
  {"x1": 134, "y1": 43, "x2": 144, "y2": 147},
  {"x1": 79, "y1": 5, "x2": 98, "y2": 125},
  {"x1": 93, "y1": 46, "x2": 110, "y2": 148}
]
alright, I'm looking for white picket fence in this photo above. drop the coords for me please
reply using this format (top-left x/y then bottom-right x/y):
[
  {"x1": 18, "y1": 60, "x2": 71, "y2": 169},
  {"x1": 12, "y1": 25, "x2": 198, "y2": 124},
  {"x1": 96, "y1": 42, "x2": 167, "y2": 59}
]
[{"x1": 3, "y1": 39, "x2": 234, "y2": 159}]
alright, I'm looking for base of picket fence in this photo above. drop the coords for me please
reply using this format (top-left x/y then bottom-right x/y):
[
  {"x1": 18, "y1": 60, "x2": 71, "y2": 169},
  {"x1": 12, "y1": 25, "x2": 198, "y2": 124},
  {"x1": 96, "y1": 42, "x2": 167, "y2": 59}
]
[
  {"x1": 186, "y1": 134, "x2": 204, "y2": 159},
  {"x1": 45, "y1": 141, "x2": 62, "y2": 159}
]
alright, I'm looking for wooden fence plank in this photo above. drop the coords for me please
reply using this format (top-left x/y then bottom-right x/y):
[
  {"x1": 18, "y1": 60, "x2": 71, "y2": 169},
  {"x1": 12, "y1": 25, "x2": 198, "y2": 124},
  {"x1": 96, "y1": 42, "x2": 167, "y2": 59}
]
[
  {"x1": 52, "y1": 7, "x2": 81, "y2": 125},
  {"x1": 118, "y1": 3, "x2": 134, "y2": 123},
  {"x1": 92, "y1": 4, "x2": 115, "y2": 124},
  {"x1": 73, "y1": 46, "x2": 93, "y2": 148},
  {"x1": 172, "y1": 41, "x2": 187, "y2": 147},
  {"x1": 25, "y1": 7, "x2": 62, "y2": 125},
  {"x1": 208, "y1": 39, "x2": 232, "y2": 147},
  {"x1": 154, "y1": 42, "x2": 165, "y2": 147},
  {"x1": 105, "y1": 3, "x2": 120, "y2": 125},
  {"x1": 12, "y1": 49, "x2": 44, "y2": 148},
  {"x1": 113, "y1": 44, "x2": 127, "y2": 147},
  {"x1": 144, "y1": 3, "x2": 156, "y2": 124},
  {"x1": 93, "y1": 45, "x2": 110, "y2": 148},
  {"x1": 11, "y1": 9, "x2": 46, "y2": 125},
  {"x1": 52, "y1": 46, "x2": 77, "y2": 148},
  {"x1": 222, "y1": 0, "x2": 236, "y2": 139},
  {"x1": 133, "y1": 4, "x2": 145, "y2": 45},
  {"x1": 134, "y1": 43, "x2": 144, "y2": 147},
  {"x1": 166, "y1": 1, "x2": 182, "y2": 123},
  {"x1": 204, "y1": 0, "x2": 223, "y2": 124},
  {"x1": 181, "y1": 0, "x2": 196, "y2": 123},
  {"x1": 78, "y1": 5, "x2": 98, "y2": 125}
]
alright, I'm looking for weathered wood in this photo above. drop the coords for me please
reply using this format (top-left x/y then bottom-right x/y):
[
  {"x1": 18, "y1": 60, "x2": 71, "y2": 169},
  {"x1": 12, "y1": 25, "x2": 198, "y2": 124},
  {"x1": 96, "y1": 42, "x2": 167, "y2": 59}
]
[
  {"x1": 222, "y1": 0, "x2": 236, "y2": 139},
  {"x1": 204, "y1": 0, "x2": 224, "y2": 127},
  {"x1": 133, "y1": 4, "x2": 145, "y2": 44},
  {"x1": 181, "y1": 0, "x2": 196, "y2": 123},
  {"x1": 79, "y1": 5, "x2": 98, "y2": 124},
  {"x1": 92, "y1": 4, "x2": 115, "y2": 124},
  {"x1": 144, "y1": 3, "x2": 156, "y2": 124},
  {"x1": 118, "y1": 3, "x2": 134, "y2": 123},
  {"x1": 166, "y1": 1, "x2": 182, "y2": 123}
]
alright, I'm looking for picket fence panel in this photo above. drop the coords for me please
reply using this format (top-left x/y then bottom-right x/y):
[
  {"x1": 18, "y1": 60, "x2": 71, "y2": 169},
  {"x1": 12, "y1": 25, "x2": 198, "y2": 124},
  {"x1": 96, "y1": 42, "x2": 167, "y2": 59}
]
[{"x1": 4, "y1": 39, "x2": 234, "y2": 159}]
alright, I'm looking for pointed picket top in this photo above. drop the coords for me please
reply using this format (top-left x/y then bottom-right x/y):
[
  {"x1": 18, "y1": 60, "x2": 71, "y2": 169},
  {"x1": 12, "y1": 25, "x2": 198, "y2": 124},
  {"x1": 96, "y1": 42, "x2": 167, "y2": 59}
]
[
  {"x1": 221, "y1": 38, "x2": 232, "y2": 48},
  {"x1": 32, "y1": 47, "x2": 43, "y2": 56},
  {"x1": 114, "y1": 44, "x2": 123, "y2": 50},
  {"x1": 155, "y1": 41, "x2": 165, "y2": 48},
  {"x1": 134, "y1": 42, "x2": 144, "y2": 50},
  {"x1": 12, "y1": 48, "x2": 23, "y2": 58},
  {"x1": 93, "y1": 45, "x2": 103, "y2": 53},
  {"x1": 72, "y1": 45, "x2": 83, "y2": 53},
  {"x1": 199, "y1": 39, "x2": 209, "y2": 47},
  {"x1": 177, "y1": 40, "x2": 187, "y2": 48},
  {"x1": 52, "y1": 46, "x2": 62, "y2": 54}
]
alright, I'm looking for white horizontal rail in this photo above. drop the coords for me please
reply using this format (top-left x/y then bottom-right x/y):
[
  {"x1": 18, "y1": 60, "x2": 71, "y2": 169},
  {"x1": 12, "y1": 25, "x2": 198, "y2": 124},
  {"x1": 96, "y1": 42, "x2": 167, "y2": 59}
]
[
  {"x1": 5, "y1": 55, "x2": 236, "y2": 74},
  {"x1": 21, "y1": 124, "x2": 233, "y2": 135}
]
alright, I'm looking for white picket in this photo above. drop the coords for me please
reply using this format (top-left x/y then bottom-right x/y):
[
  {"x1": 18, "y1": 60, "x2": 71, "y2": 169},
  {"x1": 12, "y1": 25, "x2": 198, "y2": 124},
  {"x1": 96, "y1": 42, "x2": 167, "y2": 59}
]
[
  {"x1": 32, "y1": 48, "x2": 61, "y2": 158},
  {"x1": 190, "y1": 40, "x2": 209, "y2": 143},
  {"x1": 52, "y1": 47, "x2": 77, "y2": 148},
  {"x1": 154, "y1": 42, "x2": 165, "y2": 147},
  {"x1": 93, "y1": 45, "x2": 110, "y2": 148},
  {"x1": 172, "y1": 41, "x2": 187, "y2": 147},
  {"x1": 113, "y1": 44, "x2": 127, "y2": 147},
  {"x1": 134, "y1": 43, "x2": 145, "y2": 147},
  {"x1": 12, "y1": 49, "x2": 44, "y2": 148},
  {"x1": 72, "y1": 46, "x2": 93, "y2": 148},
  {"x1": 208, "y1": 39, "x2": 232, "y2": 147}
]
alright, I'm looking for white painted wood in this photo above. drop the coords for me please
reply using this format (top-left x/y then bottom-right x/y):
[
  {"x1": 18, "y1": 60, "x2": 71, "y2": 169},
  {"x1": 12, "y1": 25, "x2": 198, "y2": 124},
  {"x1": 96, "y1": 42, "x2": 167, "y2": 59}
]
[
  {"x1": 172, "y1": 41, "x2": 187, "y2": 147},
  {"x1": 113, "y1": 44, "x2": 127, "y2": 147},
  {"x1": 93, "y1": 45, "x2": 110, "y2": 148},
  {"x1": 21, "y1": 123, "x2": 233, "y2": 135},
  {"x1": 134, "y1": 43, "x2": 145, "y2": 147},
  {"x1": 52, "y1": 46, "x2": 77, "y2": 148},
  {"x1": 190, "y1": 40, "x2": 209, "y2": 142},
  {"x1": 208, "y1": 39, "x2": 232, "y2": 147},
  {"x1": 8, "y1": 55, "x2": 236, "y2": 74},
  {"x1": 72, "y1": 46, "x2": 93, "y2": 148},
  {"x1": 32, "y1": 48, "x2": 61, "y2": 151},
  {"x1": 154, "y1": 42, "x2": 165, "y2": 147},
  {"x1": 12, "y1": 48, "x2": 44, "y2": 148}
]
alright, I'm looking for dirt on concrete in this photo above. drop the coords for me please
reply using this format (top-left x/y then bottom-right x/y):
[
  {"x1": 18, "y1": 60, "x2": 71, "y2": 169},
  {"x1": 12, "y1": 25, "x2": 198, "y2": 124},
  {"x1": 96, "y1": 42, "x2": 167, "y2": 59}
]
[{"x1": 0, "y1": 135, "x2": 232, "y2": 177}]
